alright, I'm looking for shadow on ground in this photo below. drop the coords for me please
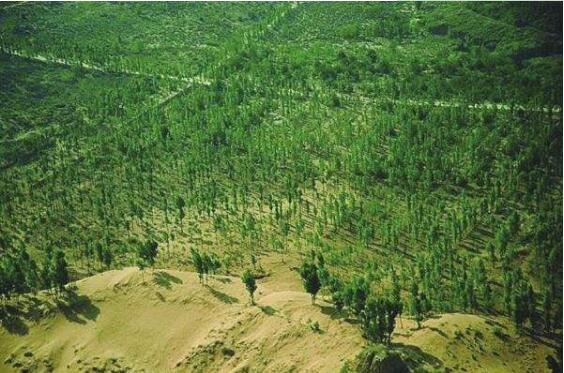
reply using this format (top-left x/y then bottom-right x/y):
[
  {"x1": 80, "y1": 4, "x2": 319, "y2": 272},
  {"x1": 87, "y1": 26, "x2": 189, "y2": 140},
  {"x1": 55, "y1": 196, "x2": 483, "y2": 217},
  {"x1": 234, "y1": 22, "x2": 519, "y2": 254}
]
[
  {"x1": 319, "y1": 304, "x2": 360, "y2": 324},
  {"x1": 1, "y1": 289, "x2": 100, "y2": 334},
  {"x1": 57, "y1": 290, "x2": 100, "y2": 324},
  {"x1": 390, "y1": 342, "x2": 444, "y2": 371},
  {"x1": 206, "y1": 285, "x2": 238, "y2": 304},
  {"x1": 153, "y1": 271, "x2": 183, "y2": 289},
  {"x1": 0, "y1": 312, "x2": 29, "y2": 335}
]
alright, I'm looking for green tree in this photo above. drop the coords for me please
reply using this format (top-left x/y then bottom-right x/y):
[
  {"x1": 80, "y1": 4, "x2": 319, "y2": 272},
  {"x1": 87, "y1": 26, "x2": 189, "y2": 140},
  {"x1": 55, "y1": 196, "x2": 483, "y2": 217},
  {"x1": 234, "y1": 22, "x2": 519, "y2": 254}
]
[
  {"x1": 40, "y1": 247, "x2": 54, "y2": 292},
  {"x1": 241, "y1": 269, "x2": 257, "y2": 304},
  {"x1": 17, "y1": 248, "x2": 39, "y2": 293},
  {"x1": 95, "y1": 243, "x2": 104, "y2": 265},
  {"x1": 191, "y1": 248, "x2": 205, "y2": 283},
  {"x1": 360, "y1": 296, "x2": 401, "y2": 344},
  {"x1": 0, "y1": 258, "x2": 13, "y2": 305},
  {"x1": 507, "y1": 211, "x2": 520, "y2": 236},
  {"x1": 495, "y1": 227, "x2": 510, "y2": 258},
  {"x1": 176, "y1": 196, "x2": 186, "y2": 227},
  {"x1": 138, "y1": 240, "x2": 158, "y2": 270},
  {"x1": 511, "y1": 291, "x2": 527, "y2": 331},
  {"x1": 328, "y1": 275, "x2": 345, "y2": 311},
  {"x1": 299, "y1": 261, "x2": 321, "y2": 304},
  {"x1": 102, "y1": 248, "x2": 113, "y2": 270},
  {"x1": 542, "y1": 288, "x2": 553, "y2": 332},
  {"x1": 410, "y1": 282, "x2": 424, "y2": 329},
  {"x1": 52, "y1": 250, "x2": 69, "y2": 295},
  {"x1": 361, "y1": 297, "x2": 387, "y2": 343},
  {"x1": 344, "y1": 276, "x2": 370, "y2": 316}
]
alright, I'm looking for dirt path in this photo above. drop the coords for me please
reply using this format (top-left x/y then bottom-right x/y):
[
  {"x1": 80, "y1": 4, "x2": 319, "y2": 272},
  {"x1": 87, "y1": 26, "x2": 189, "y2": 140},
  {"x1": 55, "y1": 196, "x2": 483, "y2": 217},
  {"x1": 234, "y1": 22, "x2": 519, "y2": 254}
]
[
  {"x1": 1, "y1": 48, "x2": 194, "y2": 82},
  {"x1": 0, "y1": 1, "x2": 30, "y2": 11},
  {"x1": 1, "y1": 0, "x2": 560, "y2": 117},
  {"x1": 387, "y1": 97, "x2": 561, "y2": 114}
]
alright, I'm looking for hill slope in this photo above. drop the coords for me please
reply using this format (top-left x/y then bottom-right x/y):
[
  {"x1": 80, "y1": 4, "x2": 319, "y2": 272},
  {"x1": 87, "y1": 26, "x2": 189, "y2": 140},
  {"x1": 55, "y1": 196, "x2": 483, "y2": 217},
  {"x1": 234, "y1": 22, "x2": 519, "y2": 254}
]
[
  {"x1": 0, "y1": 268, "x2": 363, "y2": 372},
  {"x1": 1, "y1": 267, "x2": 558, "y2": 372}
]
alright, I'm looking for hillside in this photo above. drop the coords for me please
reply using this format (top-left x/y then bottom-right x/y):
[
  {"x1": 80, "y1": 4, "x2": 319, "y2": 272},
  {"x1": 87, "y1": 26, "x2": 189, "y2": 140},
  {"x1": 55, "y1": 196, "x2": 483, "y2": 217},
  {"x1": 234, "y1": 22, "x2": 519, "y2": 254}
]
[
  {"x1": 0, "y1": 267, "x2": 558, "y2": 372},
  {"x1": 0, "y1": 267, "x2": 363, "y2": 372},
  {"x1": 0, "y1": 2, "x2": 562, "y2": 372}
]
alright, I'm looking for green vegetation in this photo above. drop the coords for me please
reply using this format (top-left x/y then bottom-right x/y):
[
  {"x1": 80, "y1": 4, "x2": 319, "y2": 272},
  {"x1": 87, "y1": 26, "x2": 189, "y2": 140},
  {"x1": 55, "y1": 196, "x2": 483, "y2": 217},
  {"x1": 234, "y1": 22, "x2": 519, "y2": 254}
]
[
  {"x1": 0, "y1": 2, "x2": 561, "y2": 370},
  {"x1": 241, "y1": 269, "x2": 257, "y2": 304},
  {"x1": 1, "y1": 247, "x2": 69, "y2": 301}
]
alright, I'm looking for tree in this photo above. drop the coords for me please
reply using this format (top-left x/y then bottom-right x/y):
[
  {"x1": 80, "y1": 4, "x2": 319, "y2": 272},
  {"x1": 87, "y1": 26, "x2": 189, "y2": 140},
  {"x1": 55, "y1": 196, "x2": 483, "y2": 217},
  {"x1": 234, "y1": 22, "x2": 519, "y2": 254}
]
[
  {"x1": 465, "y1": 279, "x2": 476, "y2": 310},
  {"x1": 40, "y1": 247, "x2": 54, "y2": 291},
  {"x1": 241, "y1": 270, "x2": 257, "y2": 304},
  {"x1": 511, "y1": 290, "x2": 528, "y2": 331},
  {"x1": 0, "y1": 259, "x2": 13, "y2": 304},
  {"x1": 101, "y1": 248, "x2": 113, "y2": 269},
  {"x1": 526, "y1": 284, "x2": 537, "y2": 328},
  {"x1": 52, "y1": 250, "x2": 69, "y2": 295},
  {"x1": 5, "y1": 256, "x2": 27, "y2": 297},
  {"x1": 384, "y1": 298, "x2": 402, "y2": 343},
  {"x1": 487, "y1": 242, "x2": 496, "y2": 262},
  {"x1": 410, "y1": 282, "x2": 424, "y2": 329},
  {"x1": 17, "y1": 248, "x2": 39, "y2": 293},
  {"x1": 327, "y1": 275, "x2": 345, "y2": 311},
  {"x1": 390, "y1": 268, "x2": 404, "y2": 327},
  {"x1": 176, "y1": 196, "x2": 186, "y2": 227},
  {"x1": 344, "y1": 276, "x2": 370, "y2": 316},
  {"x1": 495, "y1": 227, "x2": 510, "y2": 258},
  {"x1": 95, "y1": 243, "x2": 104, "y2": 264},
  {"x1": 542, "y1": 288, "x2": 553, "y2": 332},
  {"x1": 361, "y1": 297, "x2": 386, "y2": 343},
  {"x1": 138, "y1": 240, "x2": 158, "y2": 271},
  {"x1": 483, "y1": 281, "x2": 493, "y2": 310},
  {"x1": 191, "y1": 248, "x2": 206, "y2": 283},
  {"x1": 360, "y1": 296, "x2": 401, "y2": 344},
  {"x1": 206, "y1": 253, "x2": 221, "y2": 277},
  {"x1": 507, "y1": 211, "x2": 520, "y2": 236},
  {"x1": 299, "y1": 261, "x2": 321, "y2": 304}
]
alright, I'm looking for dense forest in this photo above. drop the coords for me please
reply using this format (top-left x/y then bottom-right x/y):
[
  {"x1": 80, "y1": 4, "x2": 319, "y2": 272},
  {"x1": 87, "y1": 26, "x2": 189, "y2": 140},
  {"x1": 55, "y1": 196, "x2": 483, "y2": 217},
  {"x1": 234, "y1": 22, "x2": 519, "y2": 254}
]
[{"x1": 0, "y1": 2, "x2": 562, "y2": 370}]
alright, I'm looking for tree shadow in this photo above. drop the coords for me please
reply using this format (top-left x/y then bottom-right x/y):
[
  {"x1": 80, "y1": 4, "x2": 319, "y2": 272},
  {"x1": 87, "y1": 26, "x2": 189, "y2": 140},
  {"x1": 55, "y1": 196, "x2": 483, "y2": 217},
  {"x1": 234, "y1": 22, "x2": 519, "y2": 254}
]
[
  {"x1": 56, "y1": 290, "x2": 100, "y2": 324},
  {"x1": 546, "y1": 355, "x2": 561, "y2": 372},
  {"x1": 426, "y1": 326, "x2": 449, "y2": 338},
  {"x1": 153, "y1": 271, "x2": 183, "y2": 290},
  {"x1": 214, "y1": 277, "x2": 232, "y2": 284},
  {"x1": 0, "y1": 313, "x2": 29, "y2": 335},
  {"x1": 391, "y1": 342, "x2": 444, "y2": 370},
  {"x1": 206, "y1": 286, "x2": 238, "y2": 304},
  {"x1": 319, "y1": 304, "x2": 359, "y2": 324},
  {"x1": 155, "y1": 291, "x2": 166, "y2": 302},
  {"x1": 319, "y1": 304, "x2": 341, "y2": 318},
  {"x1": 526, "y1": 330, "x2": 561, "y2": 350},
  {"x1": 22, "y1": 296, "x2": 49, "y2": 323}
]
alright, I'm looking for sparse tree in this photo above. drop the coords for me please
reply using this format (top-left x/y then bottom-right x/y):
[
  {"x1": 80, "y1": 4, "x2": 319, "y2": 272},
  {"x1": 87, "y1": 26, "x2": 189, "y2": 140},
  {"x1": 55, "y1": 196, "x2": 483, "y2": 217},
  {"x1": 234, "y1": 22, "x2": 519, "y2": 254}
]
[
  {"x1": 191, "y1": 248, "x2": 205, "y2": 283},
  {"x1": 241, "y1": 269, "x2": 257, "y2": 304},
  {"x1": 102, "y1": 248, "x2": 113, "y2": 270},
  {"x1": 410, "y1": 282, "x2": 424, "y2": 329},
  {"x1": 138, "y1": 240, "x2": 158, "y2": 274},
  {"x1": 52, "y1": 250, "x2": 69, "y2": 295},
  {"x1": 299, "y1": 261, "x2": 321, "y2": 304}
]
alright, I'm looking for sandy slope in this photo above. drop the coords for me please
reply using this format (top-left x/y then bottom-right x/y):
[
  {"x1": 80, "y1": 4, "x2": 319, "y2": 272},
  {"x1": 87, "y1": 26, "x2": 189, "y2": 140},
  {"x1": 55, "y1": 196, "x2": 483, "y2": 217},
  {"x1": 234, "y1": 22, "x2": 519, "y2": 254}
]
[
  {"x1": 393, "y1": 313, "x2": 558, "y2": 373},
  {"x1": 0, "y1": 267, "x2": 363, "y2": 372},
  {"x1": 0, "y1": 267, "x2": 558, "y2": 372}
]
